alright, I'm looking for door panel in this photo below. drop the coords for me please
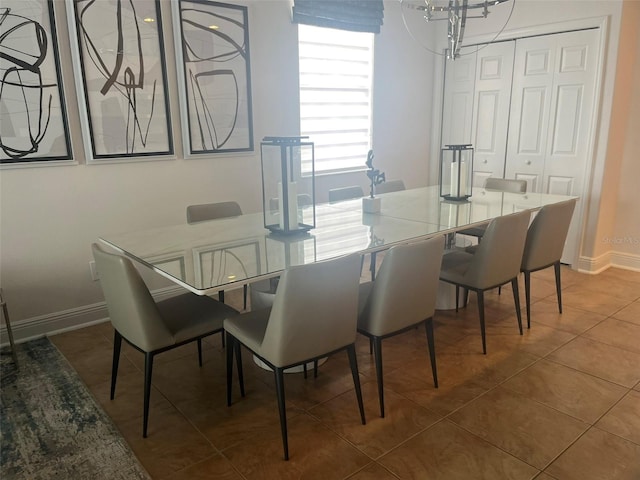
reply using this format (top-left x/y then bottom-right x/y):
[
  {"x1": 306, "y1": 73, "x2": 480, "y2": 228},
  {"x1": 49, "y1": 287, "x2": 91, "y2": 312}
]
[
  {"x1": 471, "y1": 42, "x2": 515, "y2": 182},
  {"x1": 551, "y1": 84, "x2": 582, "y2": 155},
  {"x1": 547, "y1": 176, "x2": 574, "y2": 196},
  {"x1": 517, "y1": 87, "x2": 548, "y2": 154},
  {"x1": 505, "y1": 40, "x2": 555, "y2": 188},
  {"x1": 506, "y1": 29, "x2": 599, "y2": 263},
  {"x1": 441, "y1": 51, "x2": 477, "y2": 146}
]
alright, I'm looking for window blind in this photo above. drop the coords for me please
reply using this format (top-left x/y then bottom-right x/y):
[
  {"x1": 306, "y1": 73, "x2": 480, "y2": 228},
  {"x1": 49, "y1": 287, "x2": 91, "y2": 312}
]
[
  {"x1": 298, "y1": 24, "x2": 374, "y2": 174},
  {"x1": 292, "y1": 0, "x2": 384, "y2": 34}
]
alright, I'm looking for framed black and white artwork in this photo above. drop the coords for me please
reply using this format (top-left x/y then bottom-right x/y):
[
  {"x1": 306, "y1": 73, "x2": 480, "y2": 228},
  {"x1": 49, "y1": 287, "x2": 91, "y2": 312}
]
[
  {"x1": 173, "y1": 0, "x2": 254, "y2": 155},
  {"x1": 0, "y1": 0, "x2": 72, "y2": 164},
  {"x1": 68, "y1": 0, "x2": 173, "y2": 161}
]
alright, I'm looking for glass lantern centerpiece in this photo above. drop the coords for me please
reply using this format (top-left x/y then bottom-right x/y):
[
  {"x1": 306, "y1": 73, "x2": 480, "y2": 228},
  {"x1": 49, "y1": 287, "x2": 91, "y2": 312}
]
[
  {"x1": 439, "y1": 144, "x2": 474, "y2": 201},
  {"x1": 261, "y1": 136, "x2": 316, "y2": 235}
]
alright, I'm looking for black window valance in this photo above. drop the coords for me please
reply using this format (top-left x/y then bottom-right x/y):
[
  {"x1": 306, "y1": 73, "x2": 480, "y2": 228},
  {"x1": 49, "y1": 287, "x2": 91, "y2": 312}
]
[{"x1": 292, "y1": 0, "x2": 384, "y2": 34}]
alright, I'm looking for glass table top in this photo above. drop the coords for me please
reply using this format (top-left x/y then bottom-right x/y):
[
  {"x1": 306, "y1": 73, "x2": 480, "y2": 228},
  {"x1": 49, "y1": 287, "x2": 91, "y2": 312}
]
[{"x1": 99, "y1": 186, "x2": 576, "y2": 295}]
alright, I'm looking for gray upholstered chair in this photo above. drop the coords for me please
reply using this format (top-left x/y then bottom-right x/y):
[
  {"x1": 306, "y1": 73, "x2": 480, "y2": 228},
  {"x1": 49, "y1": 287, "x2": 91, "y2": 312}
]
[
  {"x1": 458, "y1": 177, "x2": 527, "y2": 240},
  {"x1": 186, "y1": 201, "x2": 247, "y2": 311},
  {"x1": 358, "y1": 235, "x2": 444, "y2": 417},
  {"x1": 484, "y1": 177, "x2": 527, "y2": 193},
  {"x1": 0, "y1": 288, "x2": 18, "y2": 365},
  {"x1": 521, "y1": 199, "x2": 577, "y2": 328},
  {"x1": 439, "y1": 210, "x2": 530, "y2": 354},
  {"x1": 224, "y1": 254, "x2": 365, "y2": 460},
  {"x1": 186, "y1": 201, "x2": 242, "y2": 223},
  {"x1": 92, "y1": 243, "x2": 239, "y2": 438},
  {"x1": 328, "y1": 185, "x2": 364, "y2": 203},
  {"x1": 375, "y1": 179, "x2": 406, "y2": 194}
]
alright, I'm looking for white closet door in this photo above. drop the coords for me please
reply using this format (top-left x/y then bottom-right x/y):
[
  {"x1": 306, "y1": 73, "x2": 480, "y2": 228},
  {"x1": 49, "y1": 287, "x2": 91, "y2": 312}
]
[
  {"x1": 544, "y1": 29, "x2": 598, "y2": 197},
  {"x1": 505, "y1": 36, "x2": 556, "y2": 192},
  {"x1": 441, "y1": 48, "x2": 477, "y2": 147},
  {"x1": 506, "y1": 29, "x2": 599, "y2": 263},
  {"x1": 470, "y1": 41, "x2": 515, "y2": 187}
]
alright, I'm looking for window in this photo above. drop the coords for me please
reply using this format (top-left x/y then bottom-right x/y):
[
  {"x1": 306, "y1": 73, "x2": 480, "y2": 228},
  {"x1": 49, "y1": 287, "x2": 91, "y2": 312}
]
[{"x1": 298, "y1": 24, "x2": 374, "y2": 175}]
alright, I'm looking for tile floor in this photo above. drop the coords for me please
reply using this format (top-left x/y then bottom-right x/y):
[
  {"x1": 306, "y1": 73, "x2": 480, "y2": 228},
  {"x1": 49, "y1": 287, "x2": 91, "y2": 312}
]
[{"x1": 51, "y1": 266, "x2": 640, "y2": 479}]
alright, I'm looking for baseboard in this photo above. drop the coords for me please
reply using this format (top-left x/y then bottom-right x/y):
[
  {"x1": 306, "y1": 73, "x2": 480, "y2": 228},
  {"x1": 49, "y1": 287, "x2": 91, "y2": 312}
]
[
  {"x1": 577, "y1": 250, "x2": 640, "y2": 274},
  {"x1": 610, "y1": 251, "x2": 640, "y2": 272},
  {"x1": 576, "y1": 251, "x2": 611, "y2": 274},
  {"x1": 0, "y1": 285, "x2": 185, "y2": 347}
]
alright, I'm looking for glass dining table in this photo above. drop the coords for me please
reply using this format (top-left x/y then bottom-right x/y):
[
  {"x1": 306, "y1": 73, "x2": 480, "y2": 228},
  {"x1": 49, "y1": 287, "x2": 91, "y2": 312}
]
[{"x1": 98, "y1": 186, "x2": 577, "y2": 296}]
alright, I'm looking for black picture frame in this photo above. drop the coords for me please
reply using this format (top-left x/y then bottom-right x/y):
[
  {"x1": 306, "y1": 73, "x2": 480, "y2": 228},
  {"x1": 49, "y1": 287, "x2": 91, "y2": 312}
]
[
  {"x1": 174, "y1": 0, "x2": 254, "y2": 155},
  {"x1": 0, "y1": 0, "x2": 73, "y2": 164},
  {"x1": 69, "y1": 0, "x2": 173, "y2": 161}
]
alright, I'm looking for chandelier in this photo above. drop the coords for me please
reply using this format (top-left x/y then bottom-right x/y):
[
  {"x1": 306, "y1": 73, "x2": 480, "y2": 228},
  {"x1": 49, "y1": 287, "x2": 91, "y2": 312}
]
[{"x1": 401, "y1": 0, "x2": 515, "y2": 60}]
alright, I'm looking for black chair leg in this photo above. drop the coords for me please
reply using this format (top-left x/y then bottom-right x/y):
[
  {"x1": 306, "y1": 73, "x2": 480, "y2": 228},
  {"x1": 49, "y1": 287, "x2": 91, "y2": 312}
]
[
  {"x1": 221, "y1": 331, "x2": 226, "y2": 348},
  {"x1": 274, "y1": 368, "x2": 289, "y2": 461},
  {"x1": 524, "y1": 271, "x2": 532, "y2": 329},
  {"x1": 143, "y1": 352, "x2": 154, "y2": 438},
  {"x1": 455, "y1": 286, "x2": 460, "y2": 312},
  {"x1": 425, "y1": 318, "x2": 438, "y2": 388},
  {"x1": 477, "y1": 291, "x2": 487, "y2": 354},
  {"x1": 235, "y1": 340, "x2": 245, "y2": 398},
  {"x1": 197, "y1": 338, "x2": 203, "y2": 367},
  {"x1": 313, "y1": 359, "x2": 318, "y2": 378},
  {"x1": 226, "y1": 333, "x2": 235, "y2": 406},
  {"x1": 219, "y1": 290, "x2": 227, "y2": 349},
  {"x1": 511, "y1": 278, "x2": 523, "y2": 335},
  {"x1": 369, "y1": 337, "x2": 373, "y2": 355},
  {"x1": 110, "y1": 331, "x2": 122, "y2": 400},
  {"x1": 347, "y1": 344, "x2": 366, "y2": 425},
  {"x1": 370, "y1": 252, "x2": 377, "y2": 281},
  {"x1": 303, "y1": 362, "x2": 308, "y2": 379},
  {"x1": 243, "y1": 284, "x2": 248, "y2": 310},
  {"x1": 1, "y1": 297, "x2": 18, "y2": 365},
  {"x1": 554, "y1": 261, "x2": 563, "y2": 314},
  {"x1": 372, "y1": 337, "x2": 385, "y2": 417}
]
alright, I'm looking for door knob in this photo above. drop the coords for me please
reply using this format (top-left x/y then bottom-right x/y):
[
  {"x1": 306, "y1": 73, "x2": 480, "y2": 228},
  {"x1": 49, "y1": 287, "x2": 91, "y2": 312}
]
[
  {"x1": 483, "y1": 159, "x2": 488, "y2": 164},
  {"x1": 526, "y1": 160, "x2": 532, "y2": 165}
]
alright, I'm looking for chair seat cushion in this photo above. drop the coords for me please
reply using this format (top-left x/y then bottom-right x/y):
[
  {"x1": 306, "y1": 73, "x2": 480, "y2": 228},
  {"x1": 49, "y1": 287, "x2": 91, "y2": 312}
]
[
  {"x1": 158, "y1": 294, "x2": 238, "y2": 345},
  {"x1": 224, "y1": 308, "x2": 271, "y2": 354},
  {"x1": 440, "y1": 250, "x2": 474, "y2": 285}
]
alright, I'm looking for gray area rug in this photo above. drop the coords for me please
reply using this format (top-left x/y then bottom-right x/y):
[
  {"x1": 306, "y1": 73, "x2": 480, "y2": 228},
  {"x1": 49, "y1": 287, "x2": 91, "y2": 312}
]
[{"x1": 0, "y1": 337, "x2": 150, "y2": 480}]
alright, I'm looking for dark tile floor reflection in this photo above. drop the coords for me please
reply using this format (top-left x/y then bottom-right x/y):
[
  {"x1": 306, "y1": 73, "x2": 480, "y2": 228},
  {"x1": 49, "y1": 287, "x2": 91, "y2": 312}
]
[{"x1": 51, "y1": 265, "x2": 640, "y2": 479}]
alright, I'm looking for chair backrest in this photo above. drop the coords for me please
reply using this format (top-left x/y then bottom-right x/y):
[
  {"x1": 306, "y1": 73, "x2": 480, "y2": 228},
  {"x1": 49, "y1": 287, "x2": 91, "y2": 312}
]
[
  {"x1": 375, "y1": 180, "x2": 406, "y2": 195},
  {"x1": 484, "y1": 177, "x2": 527, "y2": 193},
  {"x1": 522, "y1": 199, "x2": 577, "y2": 271},
  {"x1": 186, "y1": 201, "x2": 242, "y2": 224},
  {"x1": 92, "y1": 243, "x2": 173, "y2": 352},
  {"x1": 329, "y1": 186, "x2": 364, "y2": 203},
  {"x1": 260, "y1": 254, "x2": 362, "y2": 367},
  {"x1": 464, "y1": 210, "x2": 531, "y2": 289},
  {"x1": 360, "y1": 236, "x2": 444, "y2": 337}
]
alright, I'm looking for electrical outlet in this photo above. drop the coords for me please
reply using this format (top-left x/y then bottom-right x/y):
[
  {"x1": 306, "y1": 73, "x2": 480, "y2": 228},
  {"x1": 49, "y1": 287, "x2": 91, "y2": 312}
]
[{"x1": 89, "y1": 261, "x2": 99, "y2": 281}]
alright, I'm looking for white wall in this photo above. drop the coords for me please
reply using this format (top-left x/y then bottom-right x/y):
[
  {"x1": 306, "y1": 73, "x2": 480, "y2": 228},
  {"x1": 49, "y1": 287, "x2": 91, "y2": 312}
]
[
  {"x1": 0, "y1": 0, "x2": 434, "y2": 337},
  {"x1": 611, "y1": 1, "x2": 640, "y2": 264},
  {"x1": 1, "y1": 0, "x2": 637, "y2": 342}
]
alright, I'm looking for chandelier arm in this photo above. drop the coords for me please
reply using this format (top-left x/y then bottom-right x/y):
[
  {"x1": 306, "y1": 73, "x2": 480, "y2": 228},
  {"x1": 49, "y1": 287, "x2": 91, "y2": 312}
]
[
  {"x1": 456, "y1": 0, "x2": 469, "y2": 59},
  {"x1": 414, "y1": 0, "x2": 509, "y2": 12},
  {"x1": 400, "y1": 0, "x2": 515, "y2": 59}
]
